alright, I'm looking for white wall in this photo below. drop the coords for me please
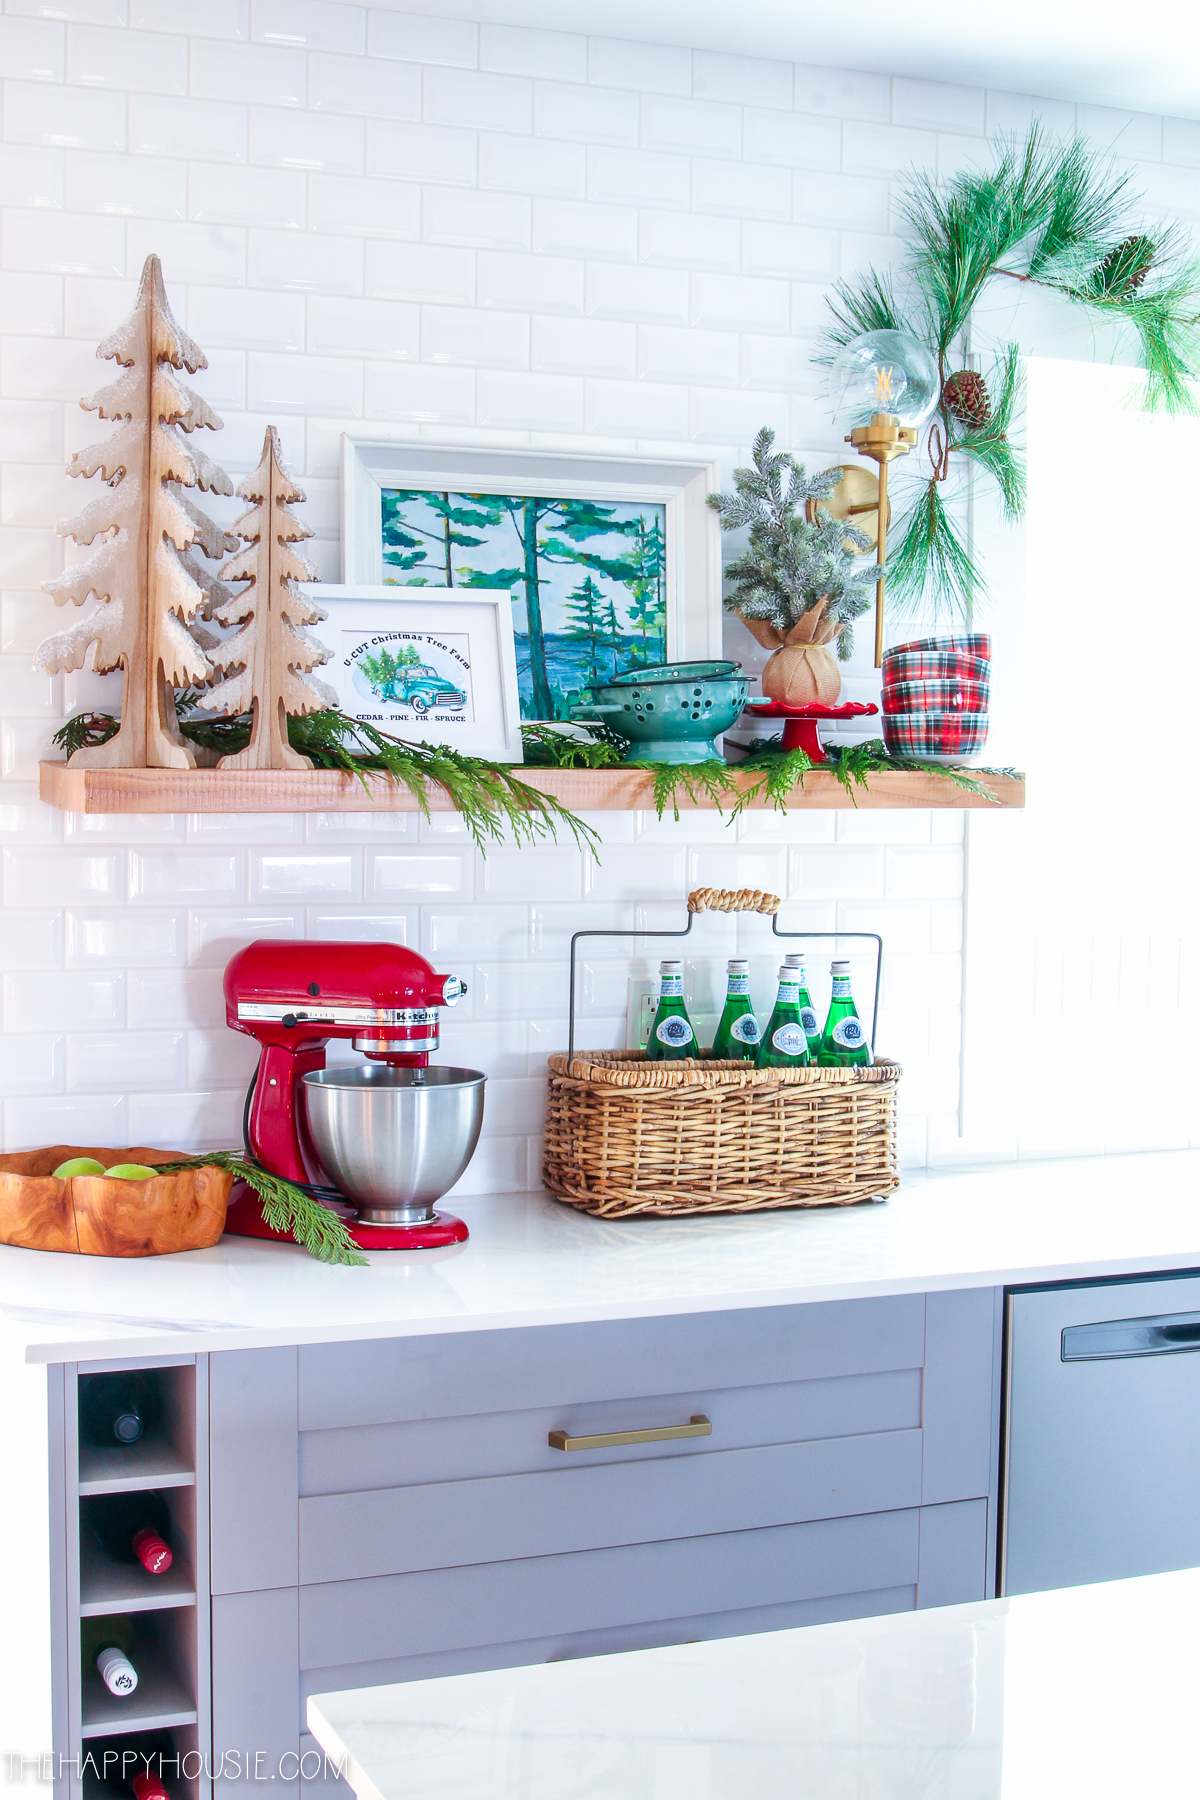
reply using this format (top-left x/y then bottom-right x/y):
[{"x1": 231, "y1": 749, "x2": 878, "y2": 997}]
[{"x1": 2, "y1": 1, "x2": 1195, "y2": 1180}]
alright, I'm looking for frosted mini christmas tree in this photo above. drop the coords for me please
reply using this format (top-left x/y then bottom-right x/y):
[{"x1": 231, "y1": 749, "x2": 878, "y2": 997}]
[
  {"x1": 35, "y1": 254, "x2": 237, "y2": 769},
  {"x1": 204, "y1": 426, "x2": 333, "y2": 771}
]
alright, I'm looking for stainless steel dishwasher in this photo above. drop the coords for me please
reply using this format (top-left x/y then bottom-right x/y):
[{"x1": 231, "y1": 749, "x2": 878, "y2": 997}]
[{"x1": 1002, "y1": 1271, "x2": 1200, "y2": 1595}]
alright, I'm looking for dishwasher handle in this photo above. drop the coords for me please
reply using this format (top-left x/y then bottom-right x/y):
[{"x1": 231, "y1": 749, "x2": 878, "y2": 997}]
[{"x1": 1062, "y1": 1311, "x2": 1200, "y2": 1361}]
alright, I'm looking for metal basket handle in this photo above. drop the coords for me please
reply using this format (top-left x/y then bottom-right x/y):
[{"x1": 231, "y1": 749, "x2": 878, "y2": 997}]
[{"x1": 567, "y1": 902, "x2": 882, "y2": 1063}]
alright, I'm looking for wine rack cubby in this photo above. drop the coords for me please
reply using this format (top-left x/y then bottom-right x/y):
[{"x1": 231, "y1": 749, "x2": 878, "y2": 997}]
[{"x1": 53, "y1": 1357, "x2": 210, "y2": 1800}]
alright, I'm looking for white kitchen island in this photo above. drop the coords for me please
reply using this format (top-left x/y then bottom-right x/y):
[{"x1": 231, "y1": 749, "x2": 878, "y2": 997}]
[
  {"x1": 307, "y1": 1567, "x2": 1200, "y2": 1800},
  {"x1": 2, "y1": 1149, "x2": 1198, "y2": 1800}
]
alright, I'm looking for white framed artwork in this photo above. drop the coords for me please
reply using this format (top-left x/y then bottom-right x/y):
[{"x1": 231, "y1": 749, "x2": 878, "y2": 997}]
[
  {"x1": 307, "y1": 584, "x2": 524, "y2": 763},
  {"x1": 339, "y1": 432, "x2": 723, "y2": 724}
]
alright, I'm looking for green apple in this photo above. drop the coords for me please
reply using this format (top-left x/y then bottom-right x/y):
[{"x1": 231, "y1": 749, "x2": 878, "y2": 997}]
[
  {"x1": 103, "y1": 1163, "x2": 160, "y2": 1181},
  {"x1": 51, "y1": 1157, "x2": 106, "y2": 1179}
]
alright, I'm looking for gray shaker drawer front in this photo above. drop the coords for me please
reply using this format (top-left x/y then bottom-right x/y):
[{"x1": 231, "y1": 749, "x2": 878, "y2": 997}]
[
  {"x1": 296, "y1": 1296, "x2": 927, "y2": 1430},
  {"x1": 298, "y1": 1368, "x2": 923, "y2": 1494},
  {"x1": 298, "y1": 1427, "x2": 924, "y2": 1582},
  {"x1": 299, "y1": 1507, "x2": 922, "y2": 1668}
]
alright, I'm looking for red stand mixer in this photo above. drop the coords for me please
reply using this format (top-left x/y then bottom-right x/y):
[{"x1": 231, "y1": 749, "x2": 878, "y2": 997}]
[{"x1": 222, "y1": 940, "x2": 484, "y2": 1251}]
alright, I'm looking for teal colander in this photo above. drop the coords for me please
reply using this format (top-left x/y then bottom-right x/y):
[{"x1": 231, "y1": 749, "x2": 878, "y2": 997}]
[{"x1": 572, "y1": 661, "x2": 749, "y2": 764}]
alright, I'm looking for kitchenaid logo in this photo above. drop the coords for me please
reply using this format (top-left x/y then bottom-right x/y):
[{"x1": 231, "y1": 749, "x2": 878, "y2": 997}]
[{"x1": 5, "y1": 1751, "x2": 349, "y2": 1784}]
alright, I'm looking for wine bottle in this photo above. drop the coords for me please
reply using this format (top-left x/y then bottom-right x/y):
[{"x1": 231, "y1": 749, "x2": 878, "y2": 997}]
[
  {"x1": 782, "y1": 954, "x2": 823, "y2": 1058},
  {"x1": 84, "y1": 1732, "x2": 173, "y2": 1800},
  {"x1": 819, "y1": 959, "x2": 873, "y2": 1067},
  {"x1": 81, "y1": 1616, "x2": 138, "y2": 1696},
  {"x1": 88, "y1": 1492, "x2": 174, "y2": 1575},
  {"x1": 80, "y1": 1373, "x2": 160, "y2": 1449}
]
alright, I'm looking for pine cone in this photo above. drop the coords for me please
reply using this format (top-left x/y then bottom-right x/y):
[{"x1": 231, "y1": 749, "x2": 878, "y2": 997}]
[
  {"x1": 942, "y1": 370, "x2": 992, "y2": 429},
  {"x1": 1093, "y1": 234, "x2": 1155, "y2": 296}
]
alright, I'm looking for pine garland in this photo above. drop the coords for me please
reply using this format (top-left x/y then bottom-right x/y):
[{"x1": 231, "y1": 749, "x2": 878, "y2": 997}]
[{"x1": 818, "y1": 126, "x2": 1200, "y2": 617}]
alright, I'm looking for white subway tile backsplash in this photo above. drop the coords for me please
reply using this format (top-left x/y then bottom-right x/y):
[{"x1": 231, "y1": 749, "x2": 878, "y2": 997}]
[
  {"x1": 1077, "y1": 104, "x2": 1162, "y2": 159},
  {"x1": 127, "y1": 1087, "x2": 243, "y2": 1149},
  {"x1": 0, "y1": 273, "x2": 64, "y2": 338},
  {"x1": 67, "y1": 909, "x2": 184, "y2": 965},
  {"x1": 479, "y1": 251, "x2": 583, "y2": 313},
  {"x1": 690, "y1": 383, "x2": 788, "y2": 442},
  {"x1": 305, "y1": 907, "x2": 417, "y2": 940},
  {"x1": 482, "y1": 23, "x2": 586, "y2": 82},
  {"x1": 309, "y1": 48, "x2": 420, "y2": 120},
  {"x1": 694, "y1": 50, "x2": 792, "y2": 110},
  {"x1": 64, "y1": 146, "x2": 185, "y2": 216},
  {"x1": 586, "y1": 146, "x2": 690, "y2": 209},
  {"x1": 424, "y1": 902, "x2": 527, "y2": 958},
  {"x1": 187, "y1": 1026, "x2": 259, "y2": 1086},
  {"x1": 584, "y1": 375, "x2": 688, "y2": 438},
  {"x1": 128, "y1": 94, "x2": 246, "y2": 161},
  {"x1": 586, "y1": 36, "x2": 690, "y2": 96},
  {"x1": 533, "y1": 197, "x2": 637, "y2": 262},
  {"x1": 742, "y1": 107, "x2": 841, "y2": 169},
  {"x1": 127, "y1": 967, "x2": 225, "y2": 1028},
  {"x1": 640, "y1": 94, "x2": 741, "y2": 158},
  {"x1": 3, "y1": 76, "x2": 126, "y2": 149},
  {"x1": 885, "y1": 845, "x2": 963, "y2": 899},
  {"x1": 690, "y1": 270, "x2": 789, "y2": 332},
  {"x1": 250, "y1": 228, "x2": 363, "y2": 293},
  {"x1": 251, "y1": 0, "x2": 365, "y2": 53},
  {"x1": 4, "y1": 969, "x2": 123, "y2": 1031},
  {"x1": 4, "y1": 1093, "x2": 126, "y2": 1153},
  {"x1": 640, "y1": 209, "x2": 740, "y2": 272},
  {"x1": 3, "y1": 208, "x2": 124, "y2": 275},
  {"x1": 1163, "y1": 116, "x2": 1200, "y2": 165},
  {"x1": 308, "y1": 174, "x2": 420, "y2": 239},
  {"x1": 189, "y1": 162, "x2": 306, "y2": 229},
  {"x1": 531, "y1": 314, "x2": 636, "y2": 377},
  {"x1": 843, "y1": 122, "x2": 939, "y2": 178},
  {"x1": 794, "y1": 170, "x2": 889, "y2": 229},
  {"x1": 481, "y1": 131, "x2": 587, "y2": 197},
  {"x1": 423, "y1": 304, "x2": 528, "y2": 367},
  {"x1": 127, "y1": 218, "x2": 247, "y2": 284},
  {"x1": 248, "y1": 349, "x2": 362, "y2": 413},
  {"x1": 132, "y1": 0, "x2": 247, "y2": 37},
  {"x1": 424, "y1": 65, "x2": 531, "y2": 134},
  {"x1": 190, "y1": 37, "x2": 306, "y2": 106},
  {"x1": 693, "y1": 156, "x2": 791, "y2": 219},
  {"x1": 187, "y1": 905, "x2": 302, "y2": 964},
  {"x1": 67, "y1": 21, "x2": 185, "y2": 90},
  {"x1": 789, "y1": 845, "x2": 885, "y2": 899},
  {"x1": 68, "y1": 1028, "x2": 187, "y2": 1091},
  {"x1": 0, "y1": 907, "x2": 63, "y2": 970},
  {"x1": 534, "y1": 80, "x2": 639, "y2": 146},
  {"x1": 742, "y1": 219, "x2": 837, "y2": 280},
  {"x1": 422, "y1": 185, "x2": 530, "y2": 250},
  {"x1": 892, "y1": 77, "x2": 985, "y2": 133},
  {"x1": 249, "y1": 105, "x2": 364, "y2": 172},
  {"x1": 130, "y1": 849, "x2": 244, "y2": 903},
  {"x1": 1, "y1": 17, "x2": 66, "y2": 81},
  {"x1": 0, "y1": 1033, "x2": 64, "y2": 1097},
  {"x1": 586, "y1": 262, "x2": 689, "y2": 323},
  {"x1": 367, "y1": 9, "x2": 477, "y2": 68},
  {"x1": 638, "y1": 324, "x2": 738, "y2": 386},
  {"x1": 473, "y1": 959, "x2": 567, "y2": 1018},
  {"x1": 365, "y1": 359, "x2": 476, "y2": 423},
  {"x1": 477, "y1": 370, "x2": 583, "y2": 430},
  {"x1": 793, "y1": 63, "x2": 890, "y2": 120},
  {"x1": 4, "y1": 847, "x2": 125, "y2": 907},
  {"x1": 308, "y1": 293, "x2": 419, "y2": 358},
  {"x1": 366, "y1": 240, "x2": 474, "y2": 304},
  {"x1": 189, "y1": 283, "x2": 305, "y2": 351},
  {"x1": 584, "y1": 843, "x2": 686, "y2": 901},
  {"x1": 250, "y1": 850, "x2": 361, "y2": 898},
  {"x1": 0, "y1": 144, "x2": 66, "y2": 208},
  {"x1": 367, "y1": 849, "x2": 473, "y2": 898}
]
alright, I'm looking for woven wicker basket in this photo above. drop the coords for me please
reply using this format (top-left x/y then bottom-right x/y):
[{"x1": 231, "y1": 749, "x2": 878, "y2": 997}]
[{"x1": 543, "y1": 1050, "x2": 902, "y2": 1219}]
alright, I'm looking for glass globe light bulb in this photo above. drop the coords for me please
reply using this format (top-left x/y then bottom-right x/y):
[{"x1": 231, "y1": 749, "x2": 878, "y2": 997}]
[{"x1": 829, "y1": 329, "x2": 939, "y2": 430}]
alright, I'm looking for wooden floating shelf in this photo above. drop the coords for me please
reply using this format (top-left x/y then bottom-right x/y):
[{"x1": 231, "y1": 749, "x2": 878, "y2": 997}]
[{"x1": 40, "y1": 761, "x2": 1024, "y2": 815}]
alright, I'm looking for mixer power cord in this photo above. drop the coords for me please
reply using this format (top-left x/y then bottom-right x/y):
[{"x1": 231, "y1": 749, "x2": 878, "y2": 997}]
[{"x1": 240, "y1": 1054, "x2": 349, "y2": 1208}]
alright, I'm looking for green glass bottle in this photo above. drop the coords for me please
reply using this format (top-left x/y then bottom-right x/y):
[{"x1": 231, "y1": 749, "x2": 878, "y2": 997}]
[
  {"x1": 819, "y1": 958, "x2": 873, "y2": 1066},
  {"x1": 756, "y1": 965, "x2": 812, "y2": 1069},
  {"x1": 645, "y1": 959, "x2": 697, "y2": 1061},
  {"x1": 711, "y1": 959, "x2": 761, "y2": 1061},
  {"x1": 783, "y1": 953, "x2": 823, "y2": 1060}
]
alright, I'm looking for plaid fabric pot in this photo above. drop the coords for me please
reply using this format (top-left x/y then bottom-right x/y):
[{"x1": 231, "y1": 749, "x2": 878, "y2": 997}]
[
  {"x1": 882, "y1": 649, "x2": 991, "y2": 685},
  {"x1": 882, "y1": 711, "x2": 989, "y2": 758},
  {"x1": 882, "y1": 677, "x2": 990, "y2": 714},
  {"x1": 887, "y1": 633, "x2": 991, "y2": 659}
]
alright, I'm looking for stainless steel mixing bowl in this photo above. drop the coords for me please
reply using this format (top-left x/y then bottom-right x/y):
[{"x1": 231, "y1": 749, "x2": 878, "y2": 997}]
[{"x1": 301, "y1": 1065, "x2": 486, "y2": 1227}]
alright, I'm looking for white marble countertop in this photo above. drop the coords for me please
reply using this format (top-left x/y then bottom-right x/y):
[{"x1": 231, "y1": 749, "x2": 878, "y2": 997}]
[
  {"x1": 305, "y1": 1566, "x2": 1200, "y2": 1800},
  {"x1": 2, "y1": 1149, "x2": 1197, "y2": 1365}
]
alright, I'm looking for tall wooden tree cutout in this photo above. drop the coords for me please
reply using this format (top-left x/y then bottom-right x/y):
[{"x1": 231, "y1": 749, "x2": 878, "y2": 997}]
[
  {"x1": 35, "y1": 254, "x2": 237, "y2": 769},
  {"x1": 204, "y1": 427, "x2": 332, "y2": 771}
]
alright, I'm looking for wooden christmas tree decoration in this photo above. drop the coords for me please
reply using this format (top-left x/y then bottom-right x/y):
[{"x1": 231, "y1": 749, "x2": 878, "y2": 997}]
[
  {"x1": 204, "y1": 426, "x2": 332, "y2": 771},
  {"x1": 35, "y1": 254, "x2": 237, "y2": 770}
]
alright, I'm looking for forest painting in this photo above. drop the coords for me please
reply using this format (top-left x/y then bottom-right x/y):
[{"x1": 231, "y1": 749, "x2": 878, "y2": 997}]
[{"x1": 380, "y1": 488, "x2": 667, "y2": 720}]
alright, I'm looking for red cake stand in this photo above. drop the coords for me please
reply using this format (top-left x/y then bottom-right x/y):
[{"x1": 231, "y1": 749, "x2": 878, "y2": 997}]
[{"x1": 741, "y1": 699, "x2": 879, "y2": 762}]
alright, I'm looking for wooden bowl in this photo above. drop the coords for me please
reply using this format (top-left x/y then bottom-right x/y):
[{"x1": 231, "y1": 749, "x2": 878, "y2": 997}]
[{"x1": 0, "y1": 1145, "x2": 233, "y2": 1257}]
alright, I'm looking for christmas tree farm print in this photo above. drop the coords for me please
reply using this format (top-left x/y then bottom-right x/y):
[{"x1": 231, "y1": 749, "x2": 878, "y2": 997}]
[{"x1": 380, "y1": 489, "x2": 667, "y2": 720}]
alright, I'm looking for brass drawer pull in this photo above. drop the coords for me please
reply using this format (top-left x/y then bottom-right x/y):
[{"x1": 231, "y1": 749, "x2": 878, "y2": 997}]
[{"x1": 548, "y1": 1415, "x2": 712, "y2": 1452}]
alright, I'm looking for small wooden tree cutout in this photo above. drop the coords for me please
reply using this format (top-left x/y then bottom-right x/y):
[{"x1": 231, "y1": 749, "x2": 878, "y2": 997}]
[
  {"x1": 35, "y1": 254, "x2": 237, "y2": 770},
  {"x1": 204, "y1": 427, "x2": 332, "y2": 771}
]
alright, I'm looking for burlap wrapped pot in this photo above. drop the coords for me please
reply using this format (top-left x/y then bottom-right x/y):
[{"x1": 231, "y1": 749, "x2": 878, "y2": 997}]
[{"x1": 738, "y1": 598, "x2": 843, "y2": 707}]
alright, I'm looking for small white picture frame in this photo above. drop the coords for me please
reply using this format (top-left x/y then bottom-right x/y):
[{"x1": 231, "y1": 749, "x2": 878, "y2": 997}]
[{"x1": 307, "y1": 584, "x2": 524, "y2": 764}]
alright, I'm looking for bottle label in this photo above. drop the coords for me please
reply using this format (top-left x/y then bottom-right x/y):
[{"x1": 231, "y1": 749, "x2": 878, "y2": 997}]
[
  {"x1": 656, "y1": 1017, "x2": 694, "y2": 1048},
  {"x1": 831, "y1": 975, "x2": 853, "y2": 999},
  {"x1": 800, "y1": 1006, "x2": 819, "y2": 1034},
  {"x1": 659, "y1": 976, "x2": 683, "y2": 997},
  {"x1": 831, "y1": 1017, "x2": 868, "y2": 1050},
  {"x1": 771, "y1": 1024, "x2": 808, "y2": 1056},
  {"x1": 730, "y1": 1014, "x2": 761, "y2": 1044},
  {"x1": 726, "y1": 976, "x2": 750, "y2": 996},
  {"x1": 777, "y1": 981, "x2": 800, "y2": 1003}
]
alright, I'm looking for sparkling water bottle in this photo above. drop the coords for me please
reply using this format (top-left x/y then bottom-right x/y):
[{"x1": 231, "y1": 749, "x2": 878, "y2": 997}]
[
  {"x1": 645, "y1": 959, "x2": 697, "y2": 1061},
  {"x1": 711, "y1": 959, "x2": 761, "y2": 1061}
]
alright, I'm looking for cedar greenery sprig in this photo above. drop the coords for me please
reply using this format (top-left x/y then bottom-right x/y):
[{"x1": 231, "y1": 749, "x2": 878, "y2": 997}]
[
  {"x1": 818, "y1": 125, "x2": 1200, "y2": 617},
  {"x1": 519, "y1": 721, "x2": 626, "y2": 767},
  {"x1": 152, "y1": 1152, "x2": 367, "y2": 1267}
]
